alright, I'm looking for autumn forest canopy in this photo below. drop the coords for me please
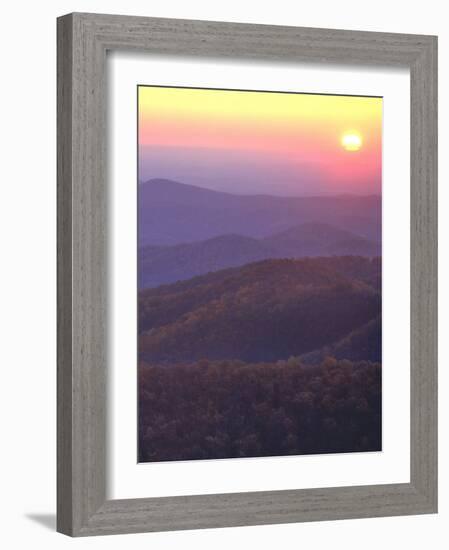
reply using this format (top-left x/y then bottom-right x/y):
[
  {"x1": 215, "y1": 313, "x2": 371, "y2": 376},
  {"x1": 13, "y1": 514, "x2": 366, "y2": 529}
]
[{"x1": 138, "y1": 253, "x2": 382, "y2": 462}]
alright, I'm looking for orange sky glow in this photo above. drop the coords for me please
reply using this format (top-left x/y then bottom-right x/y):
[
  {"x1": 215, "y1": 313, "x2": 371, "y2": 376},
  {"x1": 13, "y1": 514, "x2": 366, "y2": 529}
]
[{"x1": 138, "y1": 86, "x2": 382, "y2": 196}]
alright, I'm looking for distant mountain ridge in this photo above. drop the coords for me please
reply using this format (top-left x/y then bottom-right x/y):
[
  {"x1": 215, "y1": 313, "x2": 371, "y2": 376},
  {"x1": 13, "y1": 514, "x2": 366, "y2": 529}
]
[
  {"x1": 138, "y1": 178, "x2": 381, "y2": 247},
  {"x1": 139, "y1": 222, "x2": 380, "y2": 288},
  {"x1": 264, "y1": 222, "x2": 380, "y2": 257}
]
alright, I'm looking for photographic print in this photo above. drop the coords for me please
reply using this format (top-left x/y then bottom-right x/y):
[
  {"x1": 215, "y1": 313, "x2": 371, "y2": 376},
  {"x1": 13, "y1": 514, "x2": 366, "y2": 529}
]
[{"x1": 137, "y1": 85, "x2": 382, "y2": 463}]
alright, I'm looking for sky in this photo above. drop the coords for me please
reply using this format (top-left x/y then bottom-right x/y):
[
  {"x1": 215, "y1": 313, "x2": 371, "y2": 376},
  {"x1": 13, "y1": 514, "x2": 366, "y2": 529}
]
[{"x1": 138, "y1": 86, "x2": 382, "y2": 197}]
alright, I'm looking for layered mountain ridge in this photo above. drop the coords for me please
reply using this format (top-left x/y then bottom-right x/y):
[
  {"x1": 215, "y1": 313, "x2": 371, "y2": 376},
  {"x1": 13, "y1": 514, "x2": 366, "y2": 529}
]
[
  {"x1": 138, "y1": 178, "x2": 381, "y2": 247},
  {"x1": 139, "y1": 221, "x2": 380, "y2": 288}
]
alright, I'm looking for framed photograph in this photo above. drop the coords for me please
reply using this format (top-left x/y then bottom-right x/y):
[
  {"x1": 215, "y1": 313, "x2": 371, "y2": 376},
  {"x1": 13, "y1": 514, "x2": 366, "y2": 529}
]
[{"x1": 57, "y1": 13, "x2": 437, "y2": 536}]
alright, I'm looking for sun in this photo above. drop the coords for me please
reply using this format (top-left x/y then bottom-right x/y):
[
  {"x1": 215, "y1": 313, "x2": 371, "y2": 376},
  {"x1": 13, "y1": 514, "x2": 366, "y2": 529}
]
[{"x1": 341, "y1": 132, "x2": 362, "y2": 152}]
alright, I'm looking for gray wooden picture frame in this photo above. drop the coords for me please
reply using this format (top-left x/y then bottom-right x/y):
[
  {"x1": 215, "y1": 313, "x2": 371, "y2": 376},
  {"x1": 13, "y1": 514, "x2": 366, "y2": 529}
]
[{"x1": 57, "y1": 12, "x2": 438, "y2": 537}]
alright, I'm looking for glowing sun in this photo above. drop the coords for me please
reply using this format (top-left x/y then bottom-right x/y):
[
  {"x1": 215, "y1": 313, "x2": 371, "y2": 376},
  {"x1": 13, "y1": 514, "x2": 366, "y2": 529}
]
[{"x1": 341, "y1": 132, "x2": 362, "y2": 151}]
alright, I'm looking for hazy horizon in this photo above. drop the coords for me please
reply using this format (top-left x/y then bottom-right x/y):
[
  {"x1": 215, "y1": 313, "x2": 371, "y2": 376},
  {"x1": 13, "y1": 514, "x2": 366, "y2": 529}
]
[{"x1": 139, "y1": 174, "x2": 382, "y2": 199}]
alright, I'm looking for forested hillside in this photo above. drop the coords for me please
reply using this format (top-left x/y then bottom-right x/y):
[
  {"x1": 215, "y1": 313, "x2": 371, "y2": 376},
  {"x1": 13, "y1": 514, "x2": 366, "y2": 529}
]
[
  {"x1": 139, "y1": 256, "x2": 381, "y2": 362},
  {"x1": 138, "y1": 256, "x2": 382, "y2": 462},
  {"x1": 139, "y1": 357, "x2": 381, "y2": 462}
]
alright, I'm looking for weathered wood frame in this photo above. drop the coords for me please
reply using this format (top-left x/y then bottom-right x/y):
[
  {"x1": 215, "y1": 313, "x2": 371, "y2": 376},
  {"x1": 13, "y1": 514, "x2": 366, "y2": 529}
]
[{"x1": 57, "y1": 12, "x2": 438, "y2": 536}]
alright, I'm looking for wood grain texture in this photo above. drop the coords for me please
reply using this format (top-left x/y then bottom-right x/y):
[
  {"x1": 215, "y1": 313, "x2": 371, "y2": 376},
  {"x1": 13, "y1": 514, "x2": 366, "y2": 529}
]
[
  {"x1": 57, "y1": 12, "x2": 438, "y2": 536},
  {"x1": 409, "y1": 36, "x2": 438, "y2": 508},
  {"x1": 57, "y1": 13, "x2": 74, "y2": 536}
]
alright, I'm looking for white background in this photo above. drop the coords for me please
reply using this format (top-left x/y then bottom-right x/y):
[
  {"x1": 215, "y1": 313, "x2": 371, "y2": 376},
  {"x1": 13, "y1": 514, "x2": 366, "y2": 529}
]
[
  {"x1": 109, "y1": 54, "x2": 410, "y2": 499},
  {"x1": 0, "y1": 1, "x2": 446, "y2": 549}
]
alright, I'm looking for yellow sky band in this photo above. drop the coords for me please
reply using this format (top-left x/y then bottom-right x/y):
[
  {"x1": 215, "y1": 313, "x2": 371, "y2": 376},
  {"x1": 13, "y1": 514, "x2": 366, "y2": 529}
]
[{"x1": 138, "y1": 86, "x2": 382, "y2": 126}]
